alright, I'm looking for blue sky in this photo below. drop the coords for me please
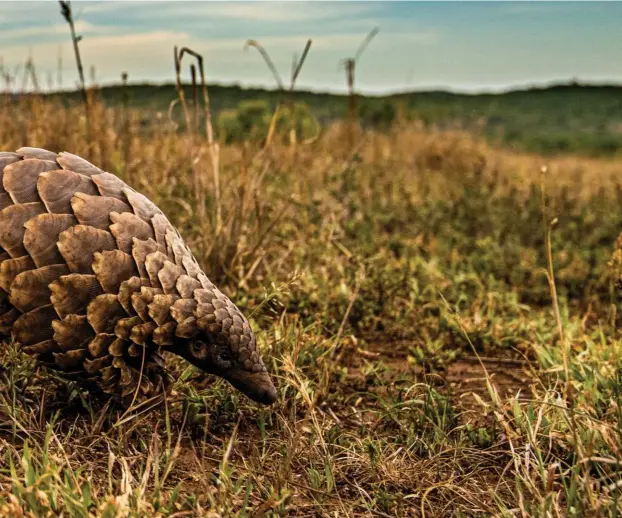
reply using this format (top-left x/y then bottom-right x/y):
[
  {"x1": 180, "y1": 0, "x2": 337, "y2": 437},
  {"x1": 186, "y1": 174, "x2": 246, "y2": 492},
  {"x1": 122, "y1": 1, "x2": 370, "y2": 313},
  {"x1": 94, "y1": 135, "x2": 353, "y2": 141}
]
[{"x1": 1, "y1": 1, "x2": 621, "y2": 94}]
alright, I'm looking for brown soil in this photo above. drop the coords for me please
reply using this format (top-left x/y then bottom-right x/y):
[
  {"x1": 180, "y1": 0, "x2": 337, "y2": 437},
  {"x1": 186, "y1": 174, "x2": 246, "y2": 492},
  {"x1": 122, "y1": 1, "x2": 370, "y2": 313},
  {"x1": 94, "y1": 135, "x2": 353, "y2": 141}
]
[
  {"x1": 444, "y1": 357, "x2": 534, "y2": 422},
  {"x1": 343, "y1": 339, "x2": 534, "y2": 423}
]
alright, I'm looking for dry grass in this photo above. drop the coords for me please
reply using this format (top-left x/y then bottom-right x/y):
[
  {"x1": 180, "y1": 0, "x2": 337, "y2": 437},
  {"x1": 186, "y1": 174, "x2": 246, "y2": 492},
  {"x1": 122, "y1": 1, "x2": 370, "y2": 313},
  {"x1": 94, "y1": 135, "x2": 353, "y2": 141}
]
[{"x1": 0, "y1": 91, "x2": 621, "y2": 517}]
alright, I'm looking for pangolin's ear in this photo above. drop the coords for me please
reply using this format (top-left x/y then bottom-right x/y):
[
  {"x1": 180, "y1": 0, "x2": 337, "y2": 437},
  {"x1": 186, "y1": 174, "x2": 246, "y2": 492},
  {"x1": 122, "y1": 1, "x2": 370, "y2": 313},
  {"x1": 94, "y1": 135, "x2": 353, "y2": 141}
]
[{"x1": 189, "y1": 340, "x2": 210, "y2": 361}]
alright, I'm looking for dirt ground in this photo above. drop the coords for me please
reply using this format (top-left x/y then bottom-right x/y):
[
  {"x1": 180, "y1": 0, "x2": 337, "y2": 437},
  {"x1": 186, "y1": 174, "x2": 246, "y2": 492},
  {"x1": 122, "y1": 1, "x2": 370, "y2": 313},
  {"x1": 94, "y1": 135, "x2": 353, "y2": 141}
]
[{"x1": 344, "y1": 339, "x2": 534, "y2": 424}]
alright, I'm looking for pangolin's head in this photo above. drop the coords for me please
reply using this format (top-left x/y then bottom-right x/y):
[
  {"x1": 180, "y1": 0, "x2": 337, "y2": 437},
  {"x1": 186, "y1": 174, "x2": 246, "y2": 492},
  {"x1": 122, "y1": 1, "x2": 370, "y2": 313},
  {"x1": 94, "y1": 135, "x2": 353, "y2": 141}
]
[{"x1": 177, "y1": 287, "x2": 277, "y2": 405}]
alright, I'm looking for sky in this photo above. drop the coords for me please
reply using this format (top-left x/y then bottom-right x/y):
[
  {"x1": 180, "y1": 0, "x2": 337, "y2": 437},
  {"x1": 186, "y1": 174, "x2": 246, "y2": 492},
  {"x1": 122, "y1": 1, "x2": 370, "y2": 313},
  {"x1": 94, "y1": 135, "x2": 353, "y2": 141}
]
[{"x1": 0, "y1": 1, "x2": 621, "y2": 95}]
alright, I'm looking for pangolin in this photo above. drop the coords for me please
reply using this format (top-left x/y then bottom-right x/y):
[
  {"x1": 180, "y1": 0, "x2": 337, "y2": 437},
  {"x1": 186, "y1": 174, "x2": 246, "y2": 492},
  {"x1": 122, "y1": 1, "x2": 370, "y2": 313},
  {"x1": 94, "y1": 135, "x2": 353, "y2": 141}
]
[{"x1": 0, "y1": 147, "x2": 277, "y2": 406}]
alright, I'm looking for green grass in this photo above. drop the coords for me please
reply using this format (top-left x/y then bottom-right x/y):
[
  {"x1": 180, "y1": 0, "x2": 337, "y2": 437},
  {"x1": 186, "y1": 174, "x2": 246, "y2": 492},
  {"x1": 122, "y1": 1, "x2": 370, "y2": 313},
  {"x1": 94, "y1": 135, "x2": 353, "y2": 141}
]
[{"x1": 0, "y1": 95, "x2": 621, "y2": 515}]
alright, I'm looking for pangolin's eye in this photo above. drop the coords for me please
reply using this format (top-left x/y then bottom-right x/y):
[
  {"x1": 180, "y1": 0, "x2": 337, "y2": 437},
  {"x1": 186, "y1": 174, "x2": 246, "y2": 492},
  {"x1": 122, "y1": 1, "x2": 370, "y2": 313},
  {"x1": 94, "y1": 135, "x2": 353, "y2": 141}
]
[
  {"x1": 190, "y1": 340, "x2": 208, "y2": 358},
  {"x1": 214, "y1": 347, "x2": 233, "y2": 369}
]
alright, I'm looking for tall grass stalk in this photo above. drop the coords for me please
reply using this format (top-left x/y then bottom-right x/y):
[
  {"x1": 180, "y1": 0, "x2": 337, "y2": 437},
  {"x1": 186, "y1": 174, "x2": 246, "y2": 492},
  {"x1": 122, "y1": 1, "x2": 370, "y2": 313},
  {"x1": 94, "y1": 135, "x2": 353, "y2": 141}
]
[{"x1": 59, "y1": 0, "x2": 91, "y2": 144}]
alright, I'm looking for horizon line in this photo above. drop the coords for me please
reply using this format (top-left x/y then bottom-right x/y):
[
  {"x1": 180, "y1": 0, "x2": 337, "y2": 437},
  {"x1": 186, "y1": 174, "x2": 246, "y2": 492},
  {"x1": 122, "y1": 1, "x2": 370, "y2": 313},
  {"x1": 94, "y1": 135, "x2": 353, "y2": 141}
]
[{"x1": 21, "y1": 77, "x2": 622, "y2": 99}]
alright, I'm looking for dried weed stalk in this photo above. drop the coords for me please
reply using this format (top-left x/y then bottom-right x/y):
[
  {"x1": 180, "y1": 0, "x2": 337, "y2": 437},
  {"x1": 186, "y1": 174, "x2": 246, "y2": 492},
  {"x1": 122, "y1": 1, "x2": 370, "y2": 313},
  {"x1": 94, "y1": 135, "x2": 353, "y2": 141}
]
[
  {"x1": 174, "y1": 46, "x2": 221, "y2": 231},
  {"x1": 339, "y1": 27, "x2": 379, "y2": 142},
  {"x1": 244, "y1": 38, "x2": 312, "y2": 149},
  {"x1": 59, "y1": 0, "x2": 92, "y2": 140}
]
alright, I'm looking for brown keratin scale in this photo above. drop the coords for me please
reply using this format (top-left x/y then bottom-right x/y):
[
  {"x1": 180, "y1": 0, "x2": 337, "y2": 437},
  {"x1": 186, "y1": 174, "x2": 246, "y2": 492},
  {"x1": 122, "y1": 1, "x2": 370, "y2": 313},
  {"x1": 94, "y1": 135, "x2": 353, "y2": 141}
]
[{"x1": 0, "y1": 147, "x2": 277, "y2": 407}]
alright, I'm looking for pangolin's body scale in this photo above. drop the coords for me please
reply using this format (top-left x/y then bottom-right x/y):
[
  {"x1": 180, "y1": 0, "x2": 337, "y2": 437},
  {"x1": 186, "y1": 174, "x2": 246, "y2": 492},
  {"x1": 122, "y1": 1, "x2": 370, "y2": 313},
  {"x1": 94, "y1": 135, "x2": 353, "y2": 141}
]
[{"x1": 0, "y1": 147, "x2": 276, "y2": 406}]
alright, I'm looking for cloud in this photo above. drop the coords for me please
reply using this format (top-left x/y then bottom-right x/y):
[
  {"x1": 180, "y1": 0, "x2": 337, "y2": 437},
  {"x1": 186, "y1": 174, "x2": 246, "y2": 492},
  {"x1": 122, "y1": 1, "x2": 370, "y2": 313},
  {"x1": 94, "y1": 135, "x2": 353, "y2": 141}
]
[
  {"x1": 80, "y1": 30, "x2": 192, "y2": 79},
  {"x1": 0, "y1": 20, "x2": 106, "y2": 42},
  {"x1": 1, "y1": 30, "x2": 190, "y2": 87},
  {"x1": 497, "y1": 2, "x2": 576, "y2": 15},
  {"x1": 0, "y1": 1, "x2": 40, "y2": 24},
  {"x1": 195, "y1": 1, "x2": 378, "y2": 23},
  {"x1": 200, "y1": 28, "x2": 439, "y2": 56},
  {"x1": 83, "y1": 30, "x2": 190, "y2": 50},
  {"x1": 77, "y1": 0, "x2": 380, "y2": 26}
]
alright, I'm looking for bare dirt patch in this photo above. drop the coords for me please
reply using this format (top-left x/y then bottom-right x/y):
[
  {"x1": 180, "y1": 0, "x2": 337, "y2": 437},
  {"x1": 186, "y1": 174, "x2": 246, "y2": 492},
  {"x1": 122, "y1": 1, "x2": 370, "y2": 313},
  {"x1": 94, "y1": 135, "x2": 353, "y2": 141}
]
[
  {"x1": 344, "y1": 339, "x2": 534, "y2": 421},
  {"x1": 444, "y1": 357, "x2": 534, "y2": 423}
]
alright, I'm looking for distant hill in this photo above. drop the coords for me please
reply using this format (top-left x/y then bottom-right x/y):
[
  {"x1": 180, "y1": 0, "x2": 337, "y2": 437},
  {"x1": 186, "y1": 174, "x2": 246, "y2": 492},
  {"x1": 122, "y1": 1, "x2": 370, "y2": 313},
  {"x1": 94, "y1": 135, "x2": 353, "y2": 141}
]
[{"x1": 49, "y1": 81, "x2": 622, "y2": 156}]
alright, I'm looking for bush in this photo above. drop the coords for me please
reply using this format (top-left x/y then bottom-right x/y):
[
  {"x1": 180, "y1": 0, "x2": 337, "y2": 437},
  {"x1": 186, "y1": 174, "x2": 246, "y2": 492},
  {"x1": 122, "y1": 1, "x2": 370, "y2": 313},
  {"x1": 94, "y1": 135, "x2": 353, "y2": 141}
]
[{"x1": 217, "y1": 100, "x2": 319, "y2": 144}]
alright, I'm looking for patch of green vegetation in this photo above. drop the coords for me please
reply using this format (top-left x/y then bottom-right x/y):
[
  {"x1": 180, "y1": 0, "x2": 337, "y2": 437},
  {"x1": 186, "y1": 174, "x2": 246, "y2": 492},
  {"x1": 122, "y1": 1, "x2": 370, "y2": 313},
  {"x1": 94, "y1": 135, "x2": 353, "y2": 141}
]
[
  {"x1": 46, "y1": 81, "x2": 622, "y2": 156},
  {"x1": 217, "y1": 100, "x2": 319, "y2": 144}
]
